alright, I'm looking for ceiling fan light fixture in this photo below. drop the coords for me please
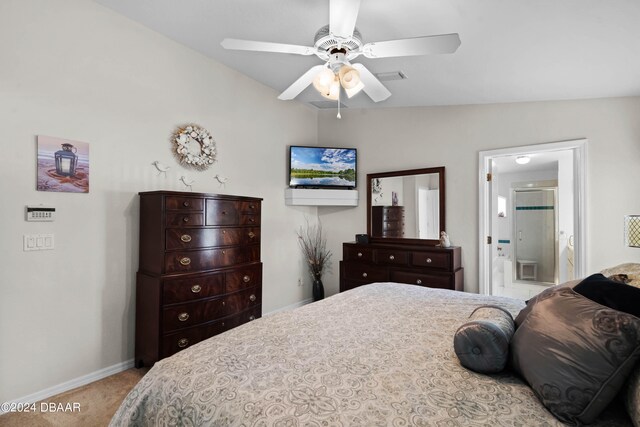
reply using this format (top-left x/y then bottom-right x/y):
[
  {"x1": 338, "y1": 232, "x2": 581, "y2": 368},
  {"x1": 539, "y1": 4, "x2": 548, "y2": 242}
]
[
  {"x1": 320, "y1": 77, "x2": 341, "y2": 101},
  {"x1": 312, "y1": 67, "x2": 335, "y2": 94},
  {"x1": 345, "y1": 80, "x2": 365, "y2": 98},
  {"x1": 338, "y1": 65, "x2": 361, "y2": 89}
]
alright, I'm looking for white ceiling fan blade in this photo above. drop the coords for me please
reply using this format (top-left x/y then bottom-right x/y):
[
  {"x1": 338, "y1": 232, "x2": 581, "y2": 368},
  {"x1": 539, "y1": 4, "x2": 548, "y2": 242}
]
[
  {"x1": 351, "y1": 63, "x2": 391, "y2": 102},
  {"x1": 363, "y1": 33, "x2": 461, "y2": 58},
  {"x1": 278, "y1": 65, "x2": 326, "y2": 100},
  {"x1": 221, "y1": 38, "x2": 315, "y2": 56},
  {"x1": 330, "y1": 0, "x2": 361, "y2": 38}
]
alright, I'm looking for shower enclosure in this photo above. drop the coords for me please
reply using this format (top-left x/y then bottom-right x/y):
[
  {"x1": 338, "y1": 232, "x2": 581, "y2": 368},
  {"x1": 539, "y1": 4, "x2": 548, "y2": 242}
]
[{"x1": 512, "y1": 187, "x2": 557, "y2": 285}]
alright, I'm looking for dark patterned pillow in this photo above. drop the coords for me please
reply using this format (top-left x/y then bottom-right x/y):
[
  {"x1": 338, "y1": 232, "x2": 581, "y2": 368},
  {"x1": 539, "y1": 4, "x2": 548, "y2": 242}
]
[
  {"x1": 574, "y1": 273, "x2": 640, "y2": 318},
  {"x1": 623, "y1": 364, "x2": 640, "y2": 427},
  {"x1": 453, "y1": 305, "x2": 515, "y2": 374},
  {"x1": 510, "y1": 287, "x2": 640, "y2": 425}
]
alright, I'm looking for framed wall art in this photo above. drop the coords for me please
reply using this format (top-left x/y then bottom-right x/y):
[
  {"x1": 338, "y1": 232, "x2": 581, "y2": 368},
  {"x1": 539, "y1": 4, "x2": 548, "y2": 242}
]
[{"x1": 37, "y1": 135, "x2": 90, "y2": 193}]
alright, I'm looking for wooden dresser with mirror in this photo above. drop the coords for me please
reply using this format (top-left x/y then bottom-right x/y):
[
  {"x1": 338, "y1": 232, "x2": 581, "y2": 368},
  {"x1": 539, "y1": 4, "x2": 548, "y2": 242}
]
[{"x1": 340, "y1": 167, "x2": 464, "y2": 292}]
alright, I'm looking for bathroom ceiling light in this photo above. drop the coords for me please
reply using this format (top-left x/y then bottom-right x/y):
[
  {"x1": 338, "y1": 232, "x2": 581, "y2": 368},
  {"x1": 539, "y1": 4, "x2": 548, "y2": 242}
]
[{"x1": 515, "y1": 155, "x2": 531, "y2": 165}]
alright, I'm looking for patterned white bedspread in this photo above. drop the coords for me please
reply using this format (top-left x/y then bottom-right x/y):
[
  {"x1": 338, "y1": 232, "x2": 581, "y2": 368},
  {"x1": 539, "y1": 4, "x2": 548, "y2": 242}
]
[{"x1": 110, "y1": 283, "x2": 631, "y2": 426}]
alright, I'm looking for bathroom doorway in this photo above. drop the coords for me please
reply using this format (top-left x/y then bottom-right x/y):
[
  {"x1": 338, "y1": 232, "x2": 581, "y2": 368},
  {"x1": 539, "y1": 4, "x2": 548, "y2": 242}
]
[{"x1": 478, "y1": 139, "x2": 587, "y2": 298}]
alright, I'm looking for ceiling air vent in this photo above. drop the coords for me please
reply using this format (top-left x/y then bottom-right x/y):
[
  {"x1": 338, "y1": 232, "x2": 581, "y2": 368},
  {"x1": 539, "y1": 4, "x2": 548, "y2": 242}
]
[
  {"x1": 374, "y1": 71, "x2": 408, "y2": 82},
  {"x1": 309, "y1": 101, "x2": 348, "y2": 109}
]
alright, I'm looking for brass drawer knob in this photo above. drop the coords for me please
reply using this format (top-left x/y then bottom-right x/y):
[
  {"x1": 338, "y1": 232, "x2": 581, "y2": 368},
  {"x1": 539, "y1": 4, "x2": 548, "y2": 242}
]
[
  {"x1": 249, "y1": 218, "x2": 255, "y2": 223},
  {"x1": 178, "y1": 312, "x2": 189, "y2": 322},
  {"x1": 180, "y1": 257, "x2": 191, "y2": 266},
  {"x1": 416, "y1": 279, "x2": 423, "y2": 285},
  {"x1": 222, "y1": 301, "x2": 225, "y2": 306},
  {"x1": 177, "y1": 338, "x2": 189, "y2": 348},
  {"x1": 243, "y1": 275, "x2": 251, "y2": 283},
  {"x1": 222, "y1": 250, "x2": 226, "y2": 255},
  {"x1": 362, "y1": 272, "x2": 368, "y2": 278},
  {"x1": 426, "y1": 258, "x2": 432, "y2": 263},
  {"x1": 389, "y1": 255, "x2": 395, "y2": 260},
  {"x1": 183, "y1": 201, "x2": 190, "y2": 207},
  {"x1": 222, "y1": 230, "x2": 226, "y2": 234},
  {"x1": 182, "y1": 216, "x2": 189, "y2": 223},
  {"x1": 248, "y1": 231, "x2": 256, "y2": 238},
  {"x1": 191, "y1": 285, "x2": 202, "y2": 293},
  {"x1": 180, "y1": 234, "x2": 192, "y2": 243},
  {"x1": 249, "y1": 204, "x2": 255, "y2": 209},
  {"x1": 222, "y1": 211, "x2": 227, "y2": 215},
  {"x1": 357, "y1": 252, "x2": 363, "y2": 257},
  {"x1": 249, "y1": 315, "x2": 256, "y2": 321},
  {"x1": 249, "y1": 294, "x2": 257, "y2": 302}
]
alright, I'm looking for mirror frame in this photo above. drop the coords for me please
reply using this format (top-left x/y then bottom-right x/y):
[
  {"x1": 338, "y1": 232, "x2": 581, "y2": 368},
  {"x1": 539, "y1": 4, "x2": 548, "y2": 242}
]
[{"x1": 366, "y1": 166, "x2": 446, "y2": 246}]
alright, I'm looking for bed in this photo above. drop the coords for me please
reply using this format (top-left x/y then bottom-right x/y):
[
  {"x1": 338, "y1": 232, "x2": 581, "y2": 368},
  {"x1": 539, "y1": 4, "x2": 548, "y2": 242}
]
[{"x1": 110, "y1": 283, "x2": 633, "y2": 426}]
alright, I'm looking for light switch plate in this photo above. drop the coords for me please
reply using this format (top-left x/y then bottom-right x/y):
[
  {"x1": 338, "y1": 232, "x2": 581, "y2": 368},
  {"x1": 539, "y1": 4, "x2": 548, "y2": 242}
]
[{"x1": 23, "y1": 234, "x2": 54, "y2": 251}]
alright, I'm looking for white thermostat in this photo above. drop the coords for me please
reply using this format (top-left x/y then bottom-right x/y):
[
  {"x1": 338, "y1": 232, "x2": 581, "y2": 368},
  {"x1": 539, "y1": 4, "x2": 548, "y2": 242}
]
[{"x1": 26, "y1": 205, "x2": 56, "y2": 222}]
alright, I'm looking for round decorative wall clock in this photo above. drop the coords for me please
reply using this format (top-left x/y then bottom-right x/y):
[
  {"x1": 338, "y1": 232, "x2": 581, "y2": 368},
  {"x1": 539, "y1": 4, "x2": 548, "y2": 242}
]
[{"x1": 171, "y1": 124, "x2": 216, "y2": 170}]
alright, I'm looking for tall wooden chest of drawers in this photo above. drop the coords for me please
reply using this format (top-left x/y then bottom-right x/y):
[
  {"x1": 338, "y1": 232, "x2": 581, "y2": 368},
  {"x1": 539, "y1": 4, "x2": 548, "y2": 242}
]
[
  {"x1": 135, "y1": 191, "x2": 262, "y2": 367},
  {"x1": 371, "y1": 206, "x2": 405, "y2": 238},
  {"x1": 340, "y1": 242, "x2": 463, "y2": 292}
]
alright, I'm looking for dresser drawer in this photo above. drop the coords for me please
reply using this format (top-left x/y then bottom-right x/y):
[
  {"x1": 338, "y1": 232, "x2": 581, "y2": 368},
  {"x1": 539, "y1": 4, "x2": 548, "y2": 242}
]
[
  {"x1": 165, "y1": 227, "x2": 261, "y2": 250},
  {"x1": 343, "y1": 262, "x2": 389, "y2": 282},
  {"x1": 239, "y1": 201, "x2": 261, "y2": 214},
  {"x1": 382, "y1": 210, "x2": 404, "y2": 220},
  {"x1": 376, "y1": 249, "x2": 409, "y2": 266},
  {"x1": 382, "y1": 220, "x2": 404, "y2": 231},
  {"x1": 165, "y1": 196, "x2": 204, "y2": 211},
  {"x1": 225, "y1": 286, "x2": 262, "y2": 314},
  {"x1": 391, "y1": 270, "x2": 452, "y2": 289},
  {"x1": 412, "y1": 251, "x2": 450, "y2": 270},
  {"x1": 162, "y1": 297, "x2": 226, "y2": 332},
  {"x1": 165, "y1": 212, "x2": 204, "y2": 227},
  {"x1": 226, "y1": 264, "x2": 262, "y2": 293},
  {"x1": 223, "y1": 306, "x2": 262, "y2": 331},
  {"x1": 161, "y1": 319, "x2": 226, "y2": 358},
  {"x1": 205, "y1": 200, "x2": 241, "y2": 225},
  {"x1": 344, "y1": 246, "x2": 374, "y2": 262},
  {"x1": 162, "y1": 273, "x2": 224, "y2": 304},
  {"x1": 164, "y1": 245, "x2": 260, "y2": 273}
]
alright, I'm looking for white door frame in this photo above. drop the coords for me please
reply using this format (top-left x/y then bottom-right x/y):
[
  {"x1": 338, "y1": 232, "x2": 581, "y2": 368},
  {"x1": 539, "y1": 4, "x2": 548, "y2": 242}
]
[{"x1": 478, "y1": 139, "x2": 588, "y2": 295}]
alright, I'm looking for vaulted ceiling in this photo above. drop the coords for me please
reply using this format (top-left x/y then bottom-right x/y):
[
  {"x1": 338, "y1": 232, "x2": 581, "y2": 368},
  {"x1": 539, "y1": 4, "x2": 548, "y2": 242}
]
[{"x1": 95, "y1": 0, "x2": 640, "y2": 109}]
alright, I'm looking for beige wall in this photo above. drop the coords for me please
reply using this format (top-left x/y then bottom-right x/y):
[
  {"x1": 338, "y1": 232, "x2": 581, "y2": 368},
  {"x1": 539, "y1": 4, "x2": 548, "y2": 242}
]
[
  {"x1": 317, "y1": 98, "x2": 640, "y2": 295},
  {"x1": 0, "y1": 0, "x2": 317, "y2": 402}
]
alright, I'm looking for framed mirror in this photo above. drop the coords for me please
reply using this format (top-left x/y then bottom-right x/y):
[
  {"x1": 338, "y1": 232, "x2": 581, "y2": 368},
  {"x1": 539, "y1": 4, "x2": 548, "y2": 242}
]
[{"x1": 367, "y1": 167, "x2": 445, "y2": 246}]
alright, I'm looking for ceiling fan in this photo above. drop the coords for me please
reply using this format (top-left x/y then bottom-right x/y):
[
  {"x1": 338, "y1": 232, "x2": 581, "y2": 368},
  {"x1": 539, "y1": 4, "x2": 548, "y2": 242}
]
[{"x1": 221, "y1": 0, "x2": 460, "y2": 105}]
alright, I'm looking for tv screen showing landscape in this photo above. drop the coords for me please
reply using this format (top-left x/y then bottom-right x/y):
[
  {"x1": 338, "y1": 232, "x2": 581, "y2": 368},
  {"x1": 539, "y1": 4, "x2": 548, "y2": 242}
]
[{"x1": 289, "y1": 146, "x2": 357, "y2": 188}]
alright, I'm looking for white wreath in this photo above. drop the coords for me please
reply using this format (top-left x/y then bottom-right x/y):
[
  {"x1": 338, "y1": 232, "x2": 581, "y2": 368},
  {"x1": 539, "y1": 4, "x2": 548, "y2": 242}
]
[{"x1": 172, "y1": 124, "x2": 216, "y2": 170}]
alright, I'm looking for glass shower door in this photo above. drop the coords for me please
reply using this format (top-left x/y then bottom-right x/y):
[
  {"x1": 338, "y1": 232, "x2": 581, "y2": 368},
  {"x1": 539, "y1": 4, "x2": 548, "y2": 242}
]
[{"x1": 513, "y1": 188, "x2": 557, "y2": 285}]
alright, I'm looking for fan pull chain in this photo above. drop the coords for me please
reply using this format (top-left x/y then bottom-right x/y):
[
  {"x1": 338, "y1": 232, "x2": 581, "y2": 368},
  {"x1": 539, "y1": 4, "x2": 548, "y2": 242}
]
[{"x1": 337, "y1": 90, "x2": 342, "y2": 119}]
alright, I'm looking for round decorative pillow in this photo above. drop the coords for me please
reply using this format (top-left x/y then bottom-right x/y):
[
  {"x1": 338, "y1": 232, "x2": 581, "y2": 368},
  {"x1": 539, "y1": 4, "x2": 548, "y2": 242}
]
[{"x1": 453, "y1": 305, "x2": 515, "y2": 374}]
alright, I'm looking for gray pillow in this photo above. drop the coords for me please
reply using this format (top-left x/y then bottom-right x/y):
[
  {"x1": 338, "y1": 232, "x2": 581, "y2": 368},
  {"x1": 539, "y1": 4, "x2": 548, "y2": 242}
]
[
  {"x1": 514, "y1": 279, "x2": 581, "y2": 329},
  {"x1": 510, "y1": 287, "x2": 640, "y2": 425},
  {"x1": 453, "y1": 305, "x2": 515, "y2": 374}
]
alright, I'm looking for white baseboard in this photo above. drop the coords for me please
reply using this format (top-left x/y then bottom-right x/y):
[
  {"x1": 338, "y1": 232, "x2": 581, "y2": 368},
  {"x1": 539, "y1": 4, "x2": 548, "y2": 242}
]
[
  {"x1": 0, "y1": 358, "x2": 135, "y2": 415},
  {"x1": 1, "y1": 299, "x2": 313, "y2": 416},
  {"x1": 263, "y1": 297, "x2": 313, "y2": 316}
]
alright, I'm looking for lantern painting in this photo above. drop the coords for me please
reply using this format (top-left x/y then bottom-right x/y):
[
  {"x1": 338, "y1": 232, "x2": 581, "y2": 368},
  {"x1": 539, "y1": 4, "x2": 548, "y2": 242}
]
[
  {"x1": 37, "y1": 136, "x2": 90, "y2": 193},
  {"x1": 54, "y1": 143, "x2": 78, "y2": 176}
]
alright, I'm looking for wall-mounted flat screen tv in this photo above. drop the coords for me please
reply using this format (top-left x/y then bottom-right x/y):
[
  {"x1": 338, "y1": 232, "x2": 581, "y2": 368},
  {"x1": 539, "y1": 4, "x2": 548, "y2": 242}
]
[{"x1": 289, "y1": 145, "x2": 357, "y2": 189}]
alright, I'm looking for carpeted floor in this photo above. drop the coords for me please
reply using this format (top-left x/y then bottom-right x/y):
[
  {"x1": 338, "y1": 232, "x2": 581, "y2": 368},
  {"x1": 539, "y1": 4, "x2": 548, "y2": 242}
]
[{"x1": 0, "y1": 368, "x2": 147, "y2": 427}]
